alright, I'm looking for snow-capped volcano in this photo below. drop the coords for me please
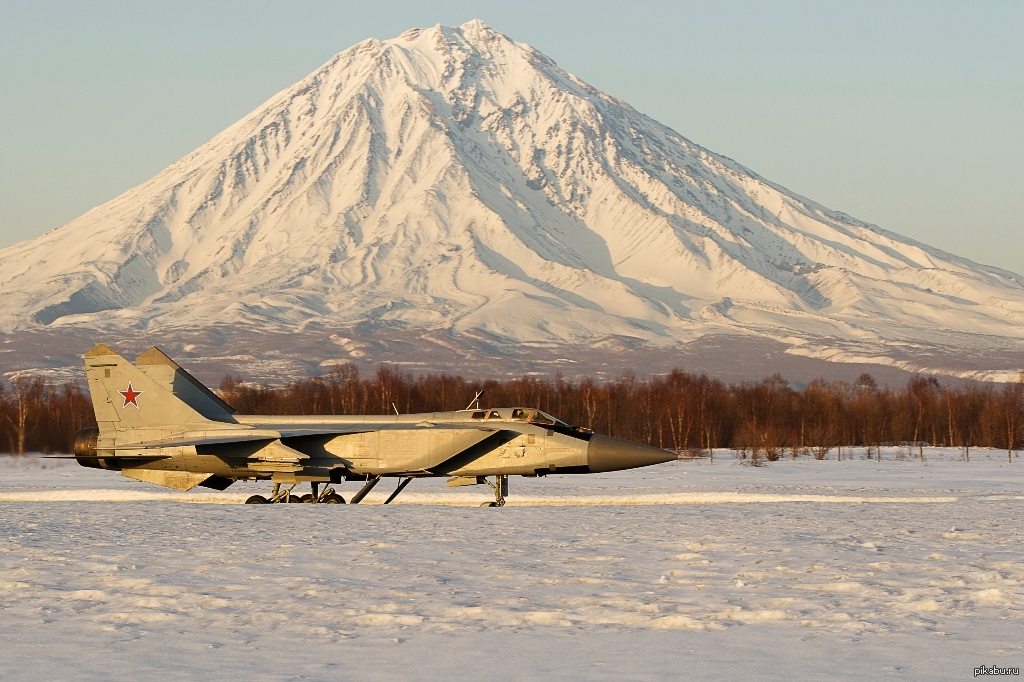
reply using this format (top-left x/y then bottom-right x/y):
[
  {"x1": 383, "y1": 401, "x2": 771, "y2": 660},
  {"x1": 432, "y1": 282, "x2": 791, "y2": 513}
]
[{"x1": 3, "y1": 20, "x2": 1024, "y2": 380}]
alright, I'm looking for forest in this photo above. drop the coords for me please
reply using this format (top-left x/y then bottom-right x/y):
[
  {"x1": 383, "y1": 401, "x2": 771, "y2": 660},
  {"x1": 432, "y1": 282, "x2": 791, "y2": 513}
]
[{"x1": 1, "y1": 365, "x2": 1022, "y2": 462}]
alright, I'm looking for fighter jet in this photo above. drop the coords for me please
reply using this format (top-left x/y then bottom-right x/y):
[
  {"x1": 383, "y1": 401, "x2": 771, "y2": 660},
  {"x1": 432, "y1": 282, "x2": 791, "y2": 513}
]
[{"x1": 73, "y1": 344, "x2": 675, "y2": 505}]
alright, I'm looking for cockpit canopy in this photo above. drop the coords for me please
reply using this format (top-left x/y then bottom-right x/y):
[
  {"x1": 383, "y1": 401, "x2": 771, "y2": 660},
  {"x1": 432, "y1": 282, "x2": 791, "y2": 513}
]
[
  {"x1": 468, "y1": 410, "x2": 504, "y2": 421},
  {"x1": 511, "y1": 408, "x2": 564, "y2": 426},
  {"x1": 466, "y1": 408, "x2": 570, "y2": 427}
]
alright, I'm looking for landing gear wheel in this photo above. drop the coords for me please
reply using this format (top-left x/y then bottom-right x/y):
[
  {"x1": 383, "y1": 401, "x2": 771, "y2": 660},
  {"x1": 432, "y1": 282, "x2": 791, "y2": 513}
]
[
  {"x1": 300, "y1": 494, "x2": 315, "y2": 503},
  {"x1": 245, "y1": 495, "x2": 269, "y2": 504},
  {"x1": 479, "y1": 501, "x2": 497, "y2": 507},
  {"x1": 287, "y1": 493, "x2": 304, "y2": 503},
  {"x1": 323, "y1": 493, "x2": 346, "y2": 504}
]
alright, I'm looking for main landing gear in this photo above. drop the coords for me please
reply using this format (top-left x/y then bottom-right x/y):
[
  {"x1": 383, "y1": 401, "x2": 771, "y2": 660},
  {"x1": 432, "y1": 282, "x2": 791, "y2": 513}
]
[
  {"x1": 243, "y1": 477, "x2": 415, "y2": 505},
  {"x1": 481, "y1": 475, "x2": 508, "y2": 507},
  {"x1": 244, "y1": 482, "x2": 345, "y2": 505}
]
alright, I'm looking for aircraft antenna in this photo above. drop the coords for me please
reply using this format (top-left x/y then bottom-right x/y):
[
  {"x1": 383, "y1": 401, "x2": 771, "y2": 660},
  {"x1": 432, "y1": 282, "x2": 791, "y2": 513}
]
[
  {"x1": 392, "y1": 403, "x2": 400, "y2": 416},
  {"x1": 465, "y1": 390, "x2": 485, "y2": 410}
]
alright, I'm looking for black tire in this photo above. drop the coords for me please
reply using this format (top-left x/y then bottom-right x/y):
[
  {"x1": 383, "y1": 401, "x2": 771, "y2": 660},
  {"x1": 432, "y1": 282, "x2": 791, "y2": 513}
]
[
  {"x1": 287, "y1": 493, "x2": 303, "y2": 503},
  {"x1": 479, "y1": 501, "x2": 497, "y2": 507},
  {"x1": 245, "y1": 495, "x2": 269, "y2": 504},
  {"x1": 300, "y1": 494, "x2": 315, "y2": 503},
  {"x1": 324, "y1": 493, "x2": 346, "y2": 504}
]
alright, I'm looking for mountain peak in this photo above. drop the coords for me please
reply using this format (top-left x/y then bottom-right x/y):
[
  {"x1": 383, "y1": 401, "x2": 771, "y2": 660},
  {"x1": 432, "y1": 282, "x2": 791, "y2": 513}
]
[
  {"x1": 460, "y1": 18, "x2": 490, "y2": 31},
  {"x1": 1, "y1": 22, "x2": 1022, "y2": 380}
]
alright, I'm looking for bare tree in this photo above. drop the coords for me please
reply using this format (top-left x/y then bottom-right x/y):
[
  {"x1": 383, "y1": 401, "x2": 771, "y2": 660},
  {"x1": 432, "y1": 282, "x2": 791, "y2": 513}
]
[
  {"x1": 1, "y1": 375, "x2": 44, "y2": 455},
  {"x1": 579, "y1": 377, "x2": 599, "y2": 430},
  {"x1": 807, "y1": 421, "x2": 834, "y2": 460},
  {"x1": 761, "y1": 427, "x2": 783, "y2": 462},
  {"x1": 908, "y1": 375, "x2": 938, "y2": 462},
  {"x1": 1004, "y1": 373, "x2": 1023, "y2": 464},
  {"x1": 0, "y1": 381, "x2": 9, "y2": 453}
]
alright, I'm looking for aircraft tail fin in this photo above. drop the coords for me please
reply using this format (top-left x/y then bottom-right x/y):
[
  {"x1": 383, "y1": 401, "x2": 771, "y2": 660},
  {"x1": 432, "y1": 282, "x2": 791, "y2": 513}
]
[
  {"x1": 134, "y1": 346, "x2": 236, "y2": 420},
  {"x1": 84, "y1": 344, "x2": 236, "y2": 431}
]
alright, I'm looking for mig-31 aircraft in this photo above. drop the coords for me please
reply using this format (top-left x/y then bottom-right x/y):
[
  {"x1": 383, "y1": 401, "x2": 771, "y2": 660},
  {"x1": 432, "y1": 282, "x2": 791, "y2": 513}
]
[{"x1": 72, "y1": 344, "x2": 675, "y2": 506}]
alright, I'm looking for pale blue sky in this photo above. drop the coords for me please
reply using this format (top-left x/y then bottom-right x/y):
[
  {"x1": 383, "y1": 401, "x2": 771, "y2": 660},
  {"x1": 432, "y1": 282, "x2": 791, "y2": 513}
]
[{"x1": 1, "y1": 1, "x2": 1021, "y2": 272}]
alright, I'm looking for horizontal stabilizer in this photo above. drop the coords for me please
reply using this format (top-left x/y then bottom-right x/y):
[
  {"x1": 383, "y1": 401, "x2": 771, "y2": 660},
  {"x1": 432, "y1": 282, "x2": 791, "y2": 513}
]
[{"x1": 122, "y1": 469, "x2": 215, "y2": 492}]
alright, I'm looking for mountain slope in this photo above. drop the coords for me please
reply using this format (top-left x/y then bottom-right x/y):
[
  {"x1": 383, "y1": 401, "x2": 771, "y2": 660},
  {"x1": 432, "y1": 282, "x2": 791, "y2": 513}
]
[{"x1": 2, "y1": 20, "x2": 1023, "y2": 378}]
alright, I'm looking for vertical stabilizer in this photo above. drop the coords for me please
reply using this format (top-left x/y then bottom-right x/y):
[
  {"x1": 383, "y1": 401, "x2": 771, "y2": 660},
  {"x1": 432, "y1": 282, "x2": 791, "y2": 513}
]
[
  {"x1": 84, "y1": 344, "x2": 226, "y2": 433},
  {"x1": 135, "y1": 346, "x2": 237, "y2": 421}
]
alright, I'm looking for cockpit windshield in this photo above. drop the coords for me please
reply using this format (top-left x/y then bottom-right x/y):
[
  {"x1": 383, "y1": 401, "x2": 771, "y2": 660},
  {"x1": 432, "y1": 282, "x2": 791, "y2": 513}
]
[
  {"x1": 527, "y1": 410, "x2": 568, "y2": 427},
  {"x1": 509, "y1": 408, "x2": 570, "y2": 427}
]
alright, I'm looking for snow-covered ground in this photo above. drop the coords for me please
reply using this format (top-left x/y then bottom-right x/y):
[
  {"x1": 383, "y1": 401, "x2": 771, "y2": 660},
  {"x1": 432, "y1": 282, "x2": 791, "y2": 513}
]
[{"x1": 1, "y1": 448, "x2": 1021, "y2": 680}]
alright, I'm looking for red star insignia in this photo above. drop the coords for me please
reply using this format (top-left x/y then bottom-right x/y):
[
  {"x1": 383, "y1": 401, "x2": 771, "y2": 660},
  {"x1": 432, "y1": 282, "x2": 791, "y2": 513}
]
[{"x1": 119, "y1": 382, "x2": 143, "y2": 409}]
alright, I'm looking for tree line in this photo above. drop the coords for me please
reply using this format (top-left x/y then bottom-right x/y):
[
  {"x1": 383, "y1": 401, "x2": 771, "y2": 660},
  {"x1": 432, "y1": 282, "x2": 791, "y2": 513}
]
[
  {"x1": 2, "y1": 365, "x2": 1022, "y2": 462},
  {"x1": 0, "y1": 376, "x2": 94, "y2": 455}
]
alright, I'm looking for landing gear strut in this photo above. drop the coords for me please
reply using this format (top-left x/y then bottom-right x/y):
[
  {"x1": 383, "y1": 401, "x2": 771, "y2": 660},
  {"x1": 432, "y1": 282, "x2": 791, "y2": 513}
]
[
  {"x1": 240, "y1": 475, "x2": 418, "y2": 505},
  {"x1": 349, "y1": 475, "x2": 381, "y2": 504},
  {"x1": 482, "y1": 475, "x2": 507, "y2": 507},
  {"x1": 384, "y1": 477, "x2": 413, "y2": 504}
]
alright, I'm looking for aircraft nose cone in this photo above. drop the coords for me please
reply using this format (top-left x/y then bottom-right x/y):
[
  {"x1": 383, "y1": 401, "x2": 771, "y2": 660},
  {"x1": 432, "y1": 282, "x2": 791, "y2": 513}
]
[{"x1": 587, "y1": 434, "x2": 676, "y2": 473}]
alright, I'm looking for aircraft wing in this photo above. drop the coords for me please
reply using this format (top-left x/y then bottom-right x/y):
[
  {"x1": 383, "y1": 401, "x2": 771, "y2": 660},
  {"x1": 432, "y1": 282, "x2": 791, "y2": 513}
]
[
  {"x1": 107, "y1": 422, "x2": 497, "y2": 450},
  {"x1": 46, "y1": 454, "x2": 172, "y2": 460},
  {"x1": 109, "y1": 430, "x2": 285, "y2": 450}
]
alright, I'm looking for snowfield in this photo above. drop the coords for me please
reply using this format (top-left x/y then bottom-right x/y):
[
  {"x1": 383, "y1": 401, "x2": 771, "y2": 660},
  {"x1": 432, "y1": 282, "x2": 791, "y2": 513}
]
[{"x1": 1, "y1": 449, "x2": 1021, "y2": 680}]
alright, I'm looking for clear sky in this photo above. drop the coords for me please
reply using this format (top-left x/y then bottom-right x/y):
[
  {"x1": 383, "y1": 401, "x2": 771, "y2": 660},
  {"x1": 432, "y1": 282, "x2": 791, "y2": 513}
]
[{"x1": 1, "y1": 0, "x2": 1021, "y2": 273}]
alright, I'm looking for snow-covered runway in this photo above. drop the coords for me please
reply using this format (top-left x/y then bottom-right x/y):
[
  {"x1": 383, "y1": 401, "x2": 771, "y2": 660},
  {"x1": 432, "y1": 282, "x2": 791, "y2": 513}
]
[{"x1": 1, "y1": 451, "x2": 1020, "y2": 680}]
